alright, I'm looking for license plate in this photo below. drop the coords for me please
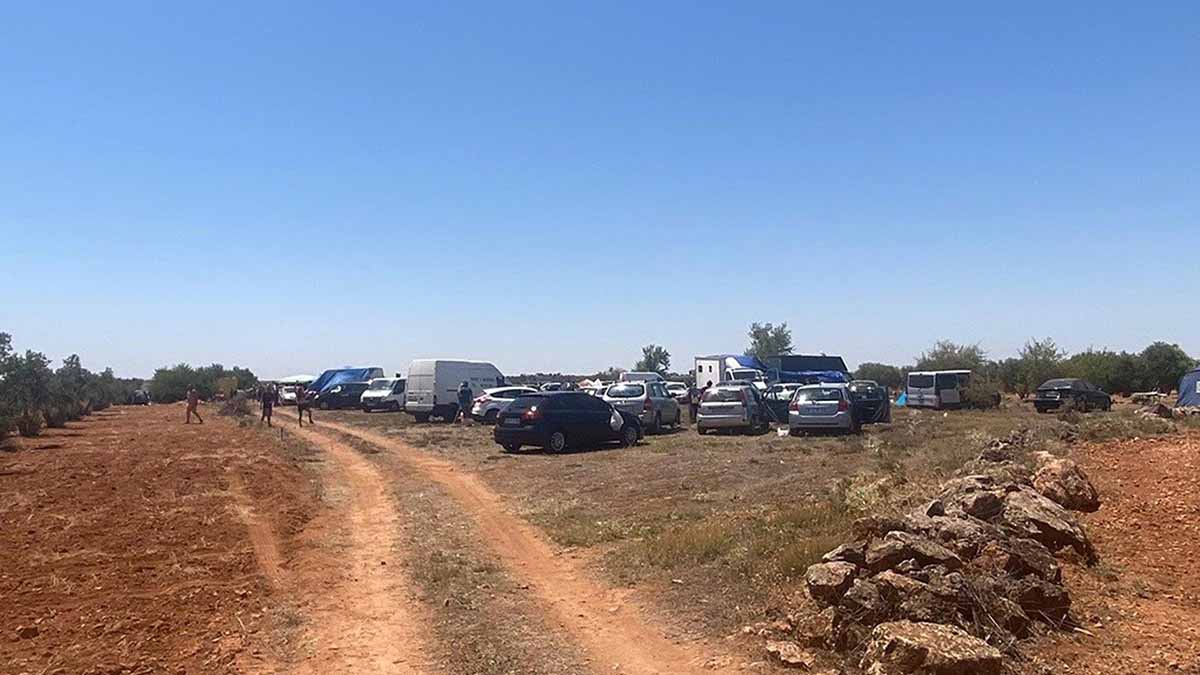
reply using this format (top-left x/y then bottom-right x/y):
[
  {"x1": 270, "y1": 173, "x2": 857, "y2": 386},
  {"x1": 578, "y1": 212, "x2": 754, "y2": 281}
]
[{"x1": 503, "y1": 418, "x2": 521, "y2": 426}]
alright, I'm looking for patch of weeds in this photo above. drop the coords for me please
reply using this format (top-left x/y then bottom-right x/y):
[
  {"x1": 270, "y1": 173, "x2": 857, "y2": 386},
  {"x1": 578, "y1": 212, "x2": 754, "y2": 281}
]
[{"x1": 641, "y1": 518, "x2": 738, "y2": 566}]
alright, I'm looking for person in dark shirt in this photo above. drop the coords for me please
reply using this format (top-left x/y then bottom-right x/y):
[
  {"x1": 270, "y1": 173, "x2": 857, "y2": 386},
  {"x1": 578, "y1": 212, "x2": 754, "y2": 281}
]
[
  {"x1": 260, "y1": 385, "x2": 276, "y2": 427},
  {"x1": 456, "y1": 381, "x2": 473, "y2": 423}
]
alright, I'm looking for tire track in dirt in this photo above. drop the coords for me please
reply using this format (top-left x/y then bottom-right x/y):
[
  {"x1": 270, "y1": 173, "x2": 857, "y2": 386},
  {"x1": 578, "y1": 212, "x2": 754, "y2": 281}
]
[
  {"x1": 281, "y1": 423, "x2": 435, "y2": 675},
  {"x1": 313, "y1": 420, "x2": 740, "y2": 675}
]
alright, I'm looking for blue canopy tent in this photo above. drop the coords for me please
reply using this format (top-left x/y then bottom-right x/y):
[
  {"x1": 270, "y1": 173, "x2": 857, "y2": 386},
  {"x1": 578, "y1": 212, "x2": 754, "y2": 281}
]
[{"x1": 1179, "y1": 368, "x2": 1200, "y2": 407}]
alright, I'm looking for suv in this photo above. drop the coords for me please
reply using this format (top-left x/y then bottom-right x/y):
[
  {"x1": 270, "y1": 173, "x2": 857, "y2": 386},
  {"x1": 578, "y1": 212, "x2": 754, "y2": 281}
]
[
  {"x1": 493, "y1": 391, "x2": 643, "y2": 453},
  {"x1": 789, "y1": 383, "x2": 859, "y2": 435},
  {"x1": 1035, "y1": 379, "x2": 1112, "y2": 413},
  {"x1": 471, "y1": 386, "x2": 539, "y2": 423},
  {"x1": 696, "y1": 383, "x2": 770, "y2": 434},
  {"x1": 603, "y1": 381, "x2": 681, "y2": 433},
  {"x1": 314, "y1": 382, "x2": 371, "y2": 410}
]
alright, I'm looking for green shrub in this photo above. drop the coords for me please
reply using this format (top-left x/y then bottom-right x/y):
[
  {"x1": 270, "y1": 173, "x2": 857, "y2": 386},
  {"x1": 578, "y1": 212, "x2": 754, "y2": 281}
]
[
  {"x1": 963, "y1": 379, "x2": 1001, "y2": 409},
  {"x1": 16, "y1": 413, "x2": 43, "y2": 437}
]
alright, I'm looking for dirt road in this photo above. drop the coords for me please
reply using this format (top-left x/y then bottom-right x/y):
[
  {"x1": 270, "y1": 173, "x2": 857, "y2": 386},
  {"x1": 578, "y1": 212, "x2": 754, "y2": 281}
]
[
  {"x1": 283, "y1": 423, "x2": 435, "y2": 674},
  {"x1": 312, "y1": 419, "x2": 739, "y2": 675}
]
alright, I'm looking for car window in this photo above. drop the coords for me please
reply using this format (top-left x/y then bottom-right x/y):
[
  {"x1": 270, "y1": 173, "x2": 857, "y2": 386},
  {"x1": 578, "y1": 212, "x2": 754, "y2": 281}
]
[
  {"x1": 506, "y1": 395, "x2": 543, "y2": 412},
  {"x1": 703, "y1": 388, "x2": 745, "y2": 403},
  {"x1": 934, "y1": 373, "x2": 959, "y2": 389},
  {"x1": 578, "y1": 394, "x2": 610, "y2": 411},
  {"x1": 908, "y1": 374, "x2": 935, "y2": 389},
  {"x1": 794, "y1": 388, "x2": 844, "y2": 402},
  {"x1": 607, "y1": 384, "x2": 645, "y2": 398}
]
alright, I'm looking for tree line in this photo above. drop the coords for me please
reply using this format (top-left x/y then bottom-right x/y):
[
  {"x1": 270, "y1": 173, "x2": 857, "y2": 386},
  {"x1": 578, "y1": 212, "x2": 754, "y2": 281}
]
[
  {"x1": 0, "y1": 332, "x2": 144, "y2": 438},
  {"x1": 147, "y1": 363, "x2": 258, "y2": 404},
  {"x1": 855, "y1": 339, "x2": 1196, "y2": 395}
]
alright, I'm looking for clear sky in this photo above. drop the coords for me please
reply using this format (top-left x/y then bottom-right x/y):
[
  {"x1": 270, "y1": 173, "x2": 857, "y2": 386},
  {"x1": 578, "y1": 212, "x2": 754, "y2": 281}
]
[{"x1": 1, "y1": 2, "x2": 1197, "y2": 379}]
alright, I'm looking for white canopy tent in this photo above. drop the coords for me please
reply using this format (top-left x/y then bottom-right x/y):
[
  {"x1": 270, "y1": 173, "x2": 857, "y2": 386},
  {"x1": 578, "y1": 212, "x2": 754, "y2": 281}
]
[{"x1": 274, "y1": 374, "x2": 317, "y2": 385}]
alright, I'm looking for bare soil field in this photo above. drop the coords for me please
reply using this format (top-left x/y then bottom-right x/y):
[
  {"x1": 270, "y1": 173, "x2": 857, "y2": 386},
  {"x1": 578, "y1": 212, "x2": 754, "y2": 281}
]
[{"x1": 2, "y1": 400, "x2": 1197, "y2": 674}]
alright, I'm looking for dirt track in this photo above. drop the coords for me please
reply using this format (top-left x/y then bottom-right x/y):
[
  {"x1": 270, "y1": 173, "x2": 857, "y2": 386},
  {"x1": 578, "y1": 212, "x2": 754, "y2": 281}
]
[{"x1": 310, "y1": 419, "x2": 739, "y2": 675}]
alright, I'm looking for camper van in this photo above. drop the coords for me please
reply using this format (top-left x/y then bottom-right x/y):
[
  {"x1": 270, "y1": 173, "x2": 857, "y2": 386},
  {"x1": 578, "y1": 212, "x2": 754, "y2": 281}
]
[
  {"x1": 405, "y1": 359, "x2": 505, "y2": 422},
  {"x1": 906, "y1": 370, "x2": 972, "y2": 409},
  {"x1": 693, "y1": 355, "x2": 766, "y2": 388},
  {"x1": 620, "y1": 371, "x2": 665, "y2": 383}
]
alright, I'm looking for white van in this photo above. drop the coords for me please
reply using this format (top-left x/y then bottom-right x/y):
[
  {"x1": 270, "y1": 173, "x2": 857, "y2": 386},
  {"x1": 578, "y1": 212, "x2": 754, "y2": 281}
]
[
  {"x1": 360, "y1": 378, "x2": 406, "y2": 412},
  {"x1": 906, "y1": 370, "x2": 971, "y2": 409},
  {"x1": 405, "y1": 359, "x2": 505, "y2": 422}
]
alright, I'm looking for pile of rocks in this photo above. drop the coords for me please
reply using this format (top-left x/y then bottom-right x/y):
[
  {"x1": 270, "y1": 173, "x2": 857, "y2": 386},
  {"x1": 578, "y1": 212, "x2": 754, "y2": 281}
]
[
  {"x1": 796, "y1": 444, "x2": 1100, "y2": 673},
  {"x1": 1139, "y1": 403, "x2": 1200, "y2": 420}
]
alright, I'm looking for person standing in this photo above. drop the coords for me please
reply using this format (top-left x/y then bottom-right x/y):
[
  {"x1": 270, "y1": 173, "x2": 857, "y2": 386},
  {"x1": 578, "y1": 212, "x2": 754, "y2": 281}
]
[
  {"x1": 688, "y1": 381, "x2": 701, "y2": 423},
  {"x1": 456, "y1": 381, "x2": 473, "y2": 423},
  {"x1": 297, "y1": 387, "x2": 314, "y2": 426},
  {"x1": 260, "y1": 384, "x2": 275, "y2": 427},
  {"x1": 185, "y1": 386, "x2": 203, "y2": 424}
]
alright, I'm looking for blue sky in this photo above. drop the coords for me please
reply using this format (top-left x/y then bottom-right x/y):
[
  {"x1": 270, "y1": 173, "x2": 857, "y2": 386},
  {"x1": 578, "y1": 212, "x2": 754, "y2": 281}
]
[{"x1": 1, "y1": 2, "x2": 1197, "y2": 378}]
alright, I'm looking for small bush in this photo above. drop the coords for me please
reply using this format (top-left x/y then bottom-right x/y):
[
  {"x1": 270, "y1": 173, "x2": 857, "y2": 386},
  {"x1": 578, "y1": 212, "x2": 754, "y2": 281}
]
[
  {"x1": 963, "y1": 379, "x2": 1002, "y2": 409},
  {"x1": 17, "y1": 413, "x2": 43, "y2": 437},
  {"x1": 218, "y1": 393, "x2": 252, "y2": 417}
]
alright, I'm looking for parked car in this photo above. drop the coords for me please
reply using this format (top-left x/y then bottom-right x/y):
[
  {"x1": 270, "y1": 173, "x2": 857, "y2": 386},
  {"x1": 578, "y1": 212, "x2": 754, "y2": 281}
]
[
  {"x1": 1034, "y1": 378, "x2": 1112, "y2": 413},
  {"x1": 603, "y1": 381, "x2": 681, "y2": 433},
  {"x1": 665, "y1": 382, "x2": 690, "y2": 404},
  {"x1": 906, "y1": 370, "x2": 971, "y2": 409},
  {"x1": 406, "y1": 359, "x2": 506, "y2": 422},
  {"x1": 849, "y1": 380, "x2": 891, "y2": 424},
  {"x1": 493, "y1": 391, "x2": 643, "y2": 453},
  {"x1": 279, "y1": 385, "x2": 299, "y2": 406},
  {"x1": 361, "y1": 378, "x2": 406, "y2": 412},
  {"x1": 471, "y1": 386, "x2": 539, "y2": 422},
  {"x1": 620, "y1": 371, "x2": 665, "y2": 383},
  {"x1": 696, "y1": 382, "x2": 770, "y2": 435},
  {"x1": 764, "y1": 383, "x2": 802, "y2": 422},
  {"x1": 789, "y1": 383, "x2": 859, "y2": 435},
  {"x1": 314, "y1": 381, "x2": 371, "y2": 410},
  {"x1": 130, "y1": 389, "x2": 151, "y2": 405}
]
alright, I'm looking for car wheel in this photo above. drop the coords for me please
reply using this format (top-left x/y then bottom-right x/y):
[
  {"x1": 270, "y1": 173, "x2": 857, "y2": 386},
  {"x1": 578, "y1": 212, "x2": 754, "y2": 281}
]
[
  {"x1": 548, "y1": 430, "x2": 567, "y2": 453},
  {"x1": 789, "y1": 427, "x2": 802, "y2": 437},
  {"x1": 651, "y1": 413, "x2": 662, "y2": 434},
  {"x1": 696, "y1": 426, "x2": 706, "y2": 435},
  {"x1": 502, "y1": 443, "x2": 521, "y2": 453},
  {"x1": 621, "y1": 424, "x2": 639, "y2": 447},
  {"x1": 484, "y1": 409, "x2": 499, "y2": 424},
  {"x1": 673, "y1": 409, "x2": 681, "y2": 428},
  {"x1": 413, "y1": 413, "x2": 430, "y2": 423}
]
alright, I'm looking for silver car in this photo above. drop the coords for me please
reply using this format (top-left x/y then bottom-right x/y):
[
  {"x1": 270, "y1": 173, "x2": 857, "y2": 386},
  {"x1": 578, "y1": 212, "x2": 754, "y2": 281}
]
[
  {"x1": 788, "y1": 383, "x2": 859, "y2": 435},
  {"x1": 471, "y1": 386, "x2": 539, "y2": 423},
  {"x1": 603, "y1": 381, "x2": 681, "y2": 433},
  {"x1": 696, "y1": 383, "x2": 770, "y2": 435}
]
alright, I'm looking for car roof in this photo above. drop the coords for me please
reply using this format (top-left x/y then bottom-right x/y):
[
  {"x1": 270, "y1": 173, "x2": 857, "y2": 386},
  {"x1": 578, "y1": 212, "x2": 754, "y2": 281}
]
[
  {"x1": 1039, "y1": 378, "x2": 1080, "y2": 387},
  {"x1": 798, "y1": 382, "x2": 849, "y2": 389}
]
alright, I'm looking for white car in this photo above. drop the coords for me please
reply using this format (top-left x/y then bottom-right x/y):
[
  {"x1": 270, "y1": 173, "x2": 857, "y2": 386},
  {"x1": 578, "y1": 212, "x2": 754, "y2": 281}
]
[
  {"x1": 279, "y1": 386, "x2": 299, "y2": 406},
  {"x1": 665, "y1": 381, "x2": 690, "y2": 404},
  {"x1": 471, "y1": 386, "x2": 539, "y2": 423},
  {"x1": 360, "y1": 378, "x2": 406, "y2": 412}
]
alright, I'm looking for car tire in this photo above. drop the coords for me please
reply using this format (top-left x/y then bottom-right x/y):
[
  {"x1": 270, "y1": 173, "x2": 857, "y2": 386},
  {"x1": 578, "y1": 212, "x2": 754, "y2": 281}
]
[
  {"x1": 502, "y1": 443, "x2": 521, "y2": 453},
  {"x1": 484, "y1": 409, "x2": 499, "y2": 424},
  {"x1": 651, "y1": 413, "x2": 662, "y2": 434},
  {"x1": 789, "y1": 427, "x2": 802, "y2": 437},
  {"x1": 413, "y1": 413, "x2": 430, "y2": 423},
  {"x1": 673, "y1": 409, "x2": 681, "y2": 428},
  {"x1": 696, "y1": 426, "x2": 707, "y2": 435},
  {"x1": 620, "y1": 424, "x2": 639, "y2": 447},
  {"x1": 548, "y1": 430, "x2": 567, "y2": 453}
]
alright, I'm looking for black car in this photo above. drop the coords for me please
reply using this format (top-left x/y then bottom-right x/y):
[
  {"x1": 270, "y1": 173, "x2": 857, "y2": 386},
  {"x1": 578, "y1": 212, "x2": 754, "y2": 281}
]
[
  {"x1": 1034, "y1": 378, "x2": 1112, "y2": 413},
  {"x1": 314, "y1": 382, "x2": 371, "y2": 410},
  {"x1": 849, "y1": 380, "x2": 892, "y2": 424},
  {"x1": 494, "y1": 391, "x2": 643, "y2": 453}
]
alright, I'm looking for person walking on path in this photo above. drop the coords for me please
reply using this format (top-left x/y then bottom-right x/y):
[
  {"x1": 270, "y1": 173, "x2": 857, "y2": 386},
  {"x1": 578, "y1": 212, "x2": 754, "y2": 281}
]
[
  {"x1": 296, "y1": 387, "x2": 314, "y2": 426},
  {"x1": 185, "y1": 386, "x2": 203, "y2": 424},
  {"x1": 456, "y1": 381, "x2": 473, "y2": 423},
  {"x1": 260, "y1": 384, "x2": 276, "y2": 427}
]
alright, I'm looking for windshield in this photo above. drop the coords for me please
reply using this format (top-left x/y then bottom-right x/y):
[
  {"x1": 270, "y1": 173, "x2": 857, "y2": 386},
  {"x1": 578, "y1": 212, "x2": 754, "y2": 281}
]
[
  {"x1": 794, "y1": 387, "x2": 844, "y2": 402},
  {"x1": 367, "y1": 379, "x2": 394, "y2": 391},
  {"x1": 730, "y1": 369, "x2": 763, "y2": 381},
  {"x1": 1039, "y1": 379, "x2": 1075, "y2": 390},
  {"x1": 606, "y1": 384, "x2": 645, "y2": 398}
]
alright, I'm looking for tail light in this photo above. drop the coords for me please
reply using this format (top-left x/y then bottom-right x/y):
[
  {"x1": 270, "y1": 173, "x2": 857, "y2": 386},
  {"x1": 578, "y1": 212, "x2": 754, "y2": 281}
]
[
  {"x1": 837, "y1": 399, "x2": 849, "y2": 412},
  {"x1": 521, "y1": 405, "x2": 542, "y2": 421},
  {"x1": 474, "y1": 395, "x2": 489, "y2": 404},
  {"x1": 789, "y1": 398, "x2": 800, "y2": 412}
]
